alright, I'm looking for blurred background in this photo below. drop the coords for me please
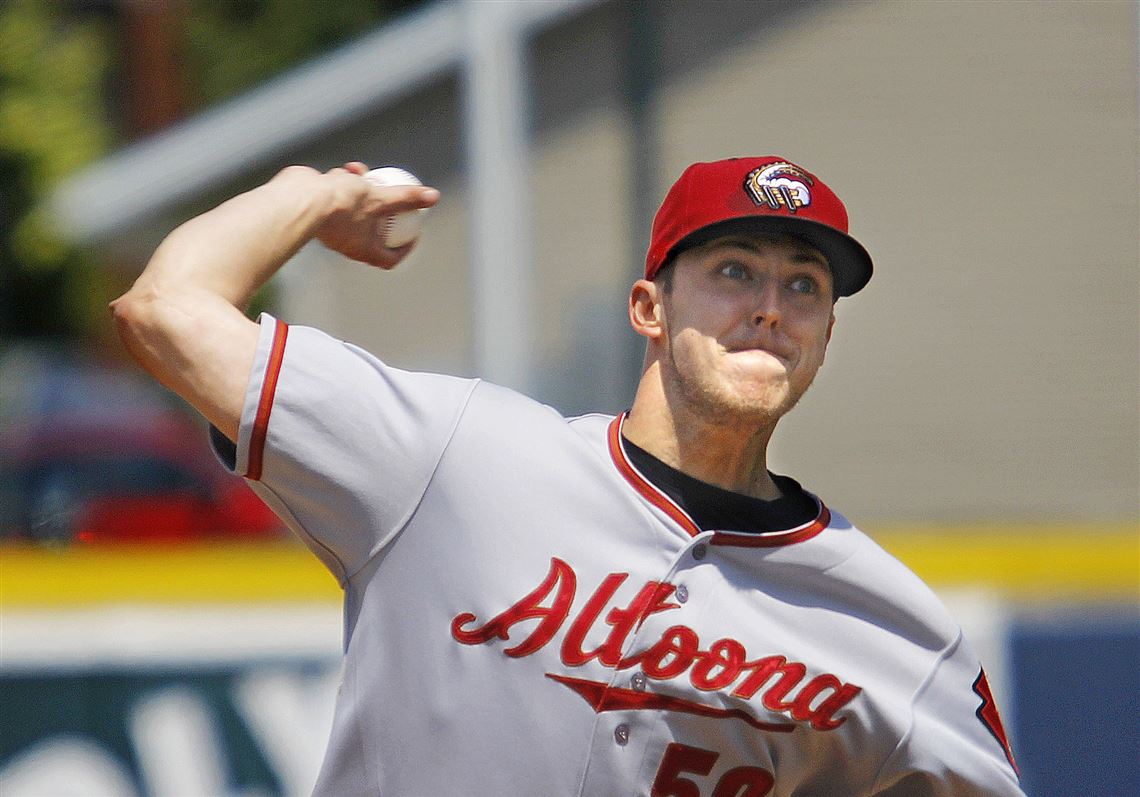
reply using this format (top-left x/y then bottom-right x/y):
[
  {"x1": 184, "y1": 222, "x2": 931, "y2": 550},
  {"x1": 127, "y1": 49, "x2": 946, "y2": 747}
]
[{"x1": 1, "y1": 1, "x2": 1136, "y2": 795}]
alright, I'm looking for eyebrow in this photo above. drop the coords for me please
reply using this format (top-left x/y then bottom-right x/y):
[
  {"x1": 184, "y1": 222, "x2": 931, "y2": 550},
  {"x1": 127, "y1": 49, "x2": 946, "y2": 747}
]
[
  {"x1": 706, "y1": 238, "x2": 829, "y2": 268},
  {"x1": 788, "y1": 250, "x2": 829, "y2": 268}
]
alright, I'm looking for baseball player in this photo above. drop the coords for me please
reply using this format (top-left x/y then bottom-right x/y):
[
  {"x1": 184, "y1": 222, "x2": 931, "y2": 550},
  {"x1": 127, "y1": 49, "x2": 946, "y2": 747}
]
[{"x1": 112, "y1": 156, "x2": 1025, "y2": 796}]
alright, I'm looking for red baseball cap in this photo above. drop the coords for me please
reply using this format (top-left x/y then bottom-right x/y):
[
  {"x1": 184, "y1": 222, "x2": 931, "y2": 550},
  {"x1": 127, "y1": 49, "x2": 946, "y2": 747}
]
[{"x1": 645, "y1": 157, "x2": 873, "y2": 297}]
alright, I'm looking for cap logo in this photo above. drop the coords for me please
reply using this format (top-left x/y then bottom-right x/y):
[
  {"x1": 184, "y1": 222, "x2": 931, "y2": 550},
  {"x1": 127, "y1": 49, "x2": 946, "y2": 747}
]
[{"x1": 744, "y1": 162, "x2": 813, "y2": 213}]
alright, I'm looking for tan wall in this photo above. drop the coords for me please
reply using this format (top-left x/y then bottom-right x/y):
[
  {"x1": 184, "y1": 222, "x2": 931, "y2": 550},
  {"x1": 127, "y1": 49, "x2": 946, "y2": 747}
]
[
  {"x1": 648, "y1": 0, "x2": 1138, "y2": 522},
  {"x1": 281, "y1": 0, "x2": 1138, "y2": 524},
  {"x1": 279, "y1": 180, "x2": 474, "y2": 378}
]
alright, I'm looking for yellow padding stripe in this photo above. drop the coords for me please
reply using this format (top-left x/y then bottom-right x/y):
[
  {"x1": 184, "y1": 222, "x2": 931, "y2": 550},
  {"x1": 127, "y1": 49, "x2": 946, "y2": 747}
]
[
  {"x1": 1, "y1": 525, "x2": 1136, "y2": 607},
  {"x1": 871, "y1": 523, "x2": 1138, "y2": 600},
  {"x1": 1, "y1": 541, "x2": 341, "y2": 607}
]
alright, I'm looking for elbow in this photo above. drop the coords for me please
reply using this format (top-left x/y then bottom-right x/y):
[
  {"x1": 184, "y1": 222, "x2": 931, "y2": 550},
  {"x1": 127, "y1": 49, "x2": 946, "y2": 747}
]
[
  {"x1": 109, "y1": 284, "x2": 166, "y2": 369},
  {"x1": 109, "y1": 285, "x2": 150, "y2": 339}
]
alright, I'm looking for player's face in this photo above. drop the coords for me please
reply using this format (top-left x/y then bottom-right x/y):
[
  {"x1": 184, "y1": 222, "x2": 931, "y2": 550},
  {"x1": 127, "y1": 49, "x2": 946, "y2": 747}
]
[{"x1": 656, "y1": 235, "x2": 836, "y2": 424}]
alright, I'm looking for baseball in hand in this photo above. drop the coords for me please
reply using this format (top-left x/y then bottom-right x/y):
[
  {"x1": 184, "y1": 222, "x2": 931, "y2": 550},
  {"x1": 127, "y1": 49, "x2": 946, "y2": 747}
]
[{"x1": 363, "y1": 166, "x2": 429, "y2": 248}]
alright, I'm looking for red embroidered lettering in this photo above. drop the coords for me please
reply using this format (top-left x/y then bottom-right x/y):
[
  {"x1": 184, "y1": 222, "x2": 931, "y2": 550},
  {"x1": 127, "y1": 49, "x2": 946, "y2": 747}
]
[
  {"x1": 451, "y1": 557, "x2": 576, "y2": 657},
  {"x1": 601, "y1": 582, "x2": 679, "y2": 667},
  {"x1": 691, "y1": 638, "x2": 746, "y2": 691},
  {"x1": 636, "y1": 625, "x2": 700, "y2": 680},
  {"x1": 560, "y1": 573, "x2": 628, "y2": 666},
  {"x1": 562, "y1": 578, "x2": 680, "y2": 667},
  {"x1": 788, "y1": 674, "x2": 861, "y2": 730},
  {"x1": 731, "y1": 656, "x2": 806, "y2": 710},
  {"x1": 453, "y1": 558, "x2": 863, "y2": 733}
]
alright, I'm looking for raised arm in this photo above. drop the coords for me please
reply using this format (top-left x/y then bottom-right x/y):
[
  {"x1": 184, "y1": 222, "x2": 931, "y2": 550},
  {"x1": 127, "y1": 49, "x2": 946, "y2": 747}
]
[{"x1": 110, "y1": 162, "x2": 439, "y2": 441}]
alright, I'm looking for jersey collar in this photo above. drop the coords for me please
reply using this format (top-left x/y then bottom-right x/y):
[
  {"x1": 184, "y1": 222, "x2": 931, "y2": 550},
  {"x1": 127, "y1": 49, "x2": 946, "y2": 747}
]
[{"x1": 606, "y1": 413, "x2": 830, "y2": 547}]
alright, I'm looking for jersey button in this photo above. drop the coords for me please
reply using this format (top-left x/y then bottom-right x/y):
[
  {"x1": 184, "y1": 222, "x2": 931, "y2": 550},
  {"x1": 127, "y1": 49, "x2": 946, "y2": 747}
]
[
  {"x1": 692, "y1": 543, "x2": 708, "y2": 560},
  {"x1": 630, "y1": 672, "x2": 647, "y2": 691},
  {"x1": 675, "y1": 584, "x2": 689, "y2": 603},
  {"x1": 614, "y1": 724, "x2": 630, "y2": 746}
]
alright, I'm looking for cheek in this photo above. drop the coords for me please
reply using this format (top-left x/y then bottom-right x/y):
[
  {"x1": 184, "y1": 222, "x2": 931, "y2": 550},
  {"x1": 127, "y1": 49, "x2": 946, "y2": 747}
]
[
  {"x1": 671, "y1": 291, "x2": 743, "y2": 334},
  {"x1": 793, "y1": 319, "x2": 832, "y2": 368},
  {"x1": 669, "y1": 328, "x2": 713, "y2": 367}
]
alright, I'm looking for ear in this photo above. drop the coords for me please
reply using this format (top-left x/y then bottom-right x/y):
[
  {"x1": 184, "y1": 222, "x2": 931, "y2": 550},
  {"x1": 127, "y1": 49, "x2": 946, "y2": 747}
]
[
  {"x1": 629, "y1": 279, "x2": 666, "y2": 341},
  {"x1": 816, "y1": 312, "x2": 836, "y2": 367}
]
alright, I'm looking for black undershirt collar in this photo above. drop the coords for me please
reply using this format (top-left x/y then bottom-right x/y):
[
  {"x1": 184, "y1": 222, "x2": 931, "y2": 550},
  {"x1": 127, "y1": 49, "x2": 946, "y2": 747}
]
[{"x1": 621, "y1": 436, "x2": 818, "y2": 534}]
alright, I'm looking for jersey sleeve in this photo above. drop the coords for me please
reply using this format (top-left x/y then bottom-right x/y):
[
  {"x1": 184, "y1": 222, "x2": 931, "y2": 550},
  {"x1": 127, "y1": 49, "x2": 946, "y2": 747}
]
[
  {"x1": 870, "y1": 632, "x2": 1025, "y2": 796},
  {"x1": 215, "y1": 314, "x2": 478, "y2": 582}
]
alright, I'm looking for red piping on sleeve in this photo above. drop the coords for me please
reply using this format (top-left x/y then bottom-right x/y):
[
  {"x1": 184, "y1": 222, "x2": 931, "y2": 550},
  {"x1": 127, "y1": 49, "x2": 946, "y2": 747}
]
[{"x1": 247, "y1": 318, "x2": 289, "y2": 481}]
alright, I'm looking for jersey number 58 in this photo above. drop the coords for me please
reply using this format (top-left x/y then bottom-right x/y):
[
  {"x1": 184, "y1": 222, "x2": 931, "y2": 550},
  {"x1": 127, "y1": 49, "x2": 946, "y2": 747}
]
[{"x1": 651, "y1": 743, "x2": 774, "y2": 797}]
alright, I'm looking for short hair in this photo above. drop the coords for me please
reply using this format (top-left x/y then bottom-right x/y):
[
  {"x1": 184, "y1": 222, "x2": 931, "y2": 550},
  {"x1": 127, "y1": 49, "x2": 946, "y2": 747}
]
[{"x1": 652, "y1": 259, "x2": 677, "y2": 293}]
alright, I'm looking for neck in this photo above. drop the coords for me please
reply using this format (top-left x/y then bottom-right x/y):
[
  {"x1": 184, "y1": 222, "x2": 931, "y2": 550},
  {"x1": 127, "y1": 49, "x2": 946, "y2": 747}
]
[{"x1": 623, "y1": 366, "x2": 782, "y2": 500}]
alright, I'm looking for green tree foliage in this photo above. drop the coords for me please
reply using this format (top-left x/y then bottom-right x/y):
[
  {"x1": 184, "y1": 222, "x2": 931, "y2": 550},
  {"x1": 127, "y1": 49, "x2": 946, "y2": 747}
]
[
  {"x1": 0, "y1": 0, "x2": 113, "y2": 338},
  {"x1": 185, "y1": 0, "x2": 413, "y2": 107},
  {"x1": 0, "y1": 0, "x2": 418, "y2": 340}
]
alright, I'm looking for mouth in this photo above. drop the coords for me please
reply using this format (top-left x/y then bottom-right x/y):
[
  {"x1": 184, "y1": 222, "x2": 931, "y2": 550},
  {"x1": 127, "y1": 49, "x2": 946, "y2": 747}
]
[
  {"x1": 726, "y1": 343, "x2": 792, "y2": 364},
  {"x1": 724, "y1": 348, "x2": 793, "y2": 378}
]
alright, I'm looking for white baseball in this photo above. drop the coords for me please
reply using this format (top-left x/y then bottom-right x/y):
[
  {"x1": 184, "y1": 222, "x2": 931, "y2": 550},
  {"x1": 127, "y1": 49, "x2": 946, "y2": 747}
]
[{"x1": 363, "y1": 166, "x2": 429, "y2": 248}]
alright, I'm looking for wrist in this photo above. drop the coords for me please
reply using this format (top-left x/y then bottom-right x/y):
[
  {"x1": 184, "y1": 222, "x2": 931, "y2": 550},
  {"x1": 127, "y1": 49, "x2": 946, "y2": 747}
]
[{"x1": 265, "y1": 166, "x2": 344, "y2": 231}]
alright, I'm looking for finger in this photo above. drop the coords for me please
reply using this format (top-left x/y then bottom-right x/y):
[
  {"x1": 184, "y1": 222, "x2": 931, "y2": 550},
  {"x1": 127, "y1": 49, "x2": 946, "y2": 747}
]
[
  {"x1": 369, "y1": 184, "x2": 441, "y2": 213},
  {"x1": 343, "y1": 161, "x2": 369, "y2": 175},
  {"x1": 368, "y1": 241, "x2": 415, "y2": 271},
  {"x1": 384, "y1": 240, "x2": 417, "y2": 260}
]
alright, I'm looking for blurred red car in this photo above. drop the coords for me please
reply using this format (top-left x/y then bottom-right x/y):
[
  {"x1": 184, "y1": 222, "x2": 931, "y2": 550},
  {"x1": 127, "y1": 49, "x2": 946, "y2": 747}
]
[{"x1": 0, "y1": 411, "x2": 284, "y2": 544}]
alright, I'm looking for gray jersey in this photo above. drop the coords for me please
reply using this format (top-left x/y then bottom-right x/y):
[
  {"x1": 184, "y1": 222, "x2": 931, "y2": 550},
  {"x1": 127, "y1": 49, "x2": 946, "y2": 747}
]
[{"x1": 216, "y1": 315, "x2": 1024, "y2": 796}]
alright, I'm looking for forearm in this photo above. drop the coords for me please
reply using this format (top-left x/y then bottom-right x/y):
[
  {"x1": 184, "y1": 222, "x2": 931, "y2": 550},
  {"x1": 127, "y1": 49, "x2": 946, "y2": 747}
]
[
  {"x1": 110, "y1": 163, "x2": 437, "y2": 440},
  {"x1": 125, "y1": 165, "x2": 336, "y2": 311},
  {"x1": 111, "y1": 167, "x2": 351, "y2": 439}
]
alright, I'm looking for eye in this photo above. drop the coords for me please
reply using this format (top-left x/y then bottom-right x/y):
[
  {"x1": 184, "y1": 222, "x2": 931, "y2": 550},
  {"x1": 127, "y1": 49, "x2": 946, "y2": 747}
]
[
  {"x1": 789, "y1": 275, "x2": 819, "y2": 295},
  {"x1": 720, "y1": 262, "x2": 750, "y2": 280}
]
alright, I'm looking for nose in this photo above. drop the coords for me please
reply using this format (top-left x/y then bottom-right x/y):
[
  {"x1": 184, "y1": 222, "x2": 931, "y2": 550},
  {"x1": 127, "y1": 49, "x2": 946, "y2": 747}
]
[{"x1": 751, "y1": 281, "x2": 782, "y2": 329}]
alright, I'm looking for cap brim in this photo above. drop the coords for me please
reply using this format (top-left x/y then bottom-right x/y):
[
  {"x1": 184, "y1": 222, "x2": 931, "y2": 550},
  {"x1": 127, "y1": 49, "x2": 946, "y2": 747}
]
[{"x1": 669, "y1": 216, "x2": 873, "y2": 298}]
